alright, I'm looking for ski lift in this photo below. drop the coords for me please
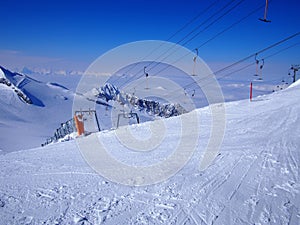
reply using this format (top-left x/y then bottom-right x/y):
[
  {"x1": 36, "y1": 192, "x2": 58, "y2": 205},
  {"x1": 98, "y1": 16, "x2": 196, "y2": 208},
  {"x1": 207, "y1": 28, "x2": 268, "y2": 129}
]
[
  {"x1": 184, "y1": 88, "x2": 188, "y2": 96},
  {"x1": 74, "y1": 109, "x2": 101, "y2": 135},
  {"x1": 259, "y1": 0, "x2": 271, "y2": 22},
  {"x1": 105, "y1": 106, "x2": 108, "y2": 116},
  {"x1": 144, "y1": 66, "x2": 149, "y2": 78},
  {"x1": 117, "y1": 111, "x2": 140, "y2": 128},
  {"x1": 192, "y1": 48, "x2": 198, "y2": 76},
  {"x1": 259, "y1": 59, "x2": 264, "y2": 70},
  {"x1": 192, "y1": 89, "x2": 195, "y2": 97},
  {"x1": 144, "y1": 66, "x2": 149, "y2": 90},
  {"x1": 256, "y1": 59, "x2": 264, "y2": 81},
  {"x1": 253, "y1": 54, "x2": 263, "y2": 81},
  {"x1": 254, "y1": 53, "x2": 260, "y2": 77},
  {"x1": 280, "y1": 78, "x2": 289, "y2": 85}
]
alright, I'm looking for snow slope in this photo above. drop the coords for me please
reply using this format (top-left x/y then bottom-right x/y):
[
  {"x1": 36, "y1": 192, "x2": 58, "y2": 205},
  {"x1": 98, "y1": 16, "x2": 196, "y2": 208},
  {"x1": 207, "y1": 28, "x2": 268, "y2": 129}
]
[
  {"x1": 0, "y1": 66, "x2": 191, "y2": 151},
  {"x1": 1, "y1": 65, "x2": 214, "y2": 149},
  {"x1": 0, "y1": 80, "x2": 299, "y2": 224},
  {"x1": 0, "y1": 64, "x2": 278, "y2": 152},
  {"x1": 0, "y1": 66, "x2": 74, "y2": 152}
]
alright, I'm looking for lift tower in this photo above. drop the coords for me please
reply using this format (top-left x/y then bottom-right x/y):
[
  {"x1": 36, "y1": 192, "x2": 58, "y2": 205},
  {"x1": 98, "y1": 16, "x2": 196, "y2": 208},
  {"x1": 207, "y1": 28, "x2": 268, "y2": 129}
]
[{"x1": 290, "y1": 65, "x2": 299, "y2": 83}]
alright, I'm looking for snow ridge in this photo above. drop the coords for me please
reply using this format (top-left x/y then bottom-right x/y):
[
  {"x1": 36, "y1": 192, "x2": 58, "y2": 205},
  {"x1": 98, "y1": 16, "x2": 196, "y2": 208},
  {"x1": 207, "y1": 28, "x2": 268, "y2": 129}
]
[
  {"x1": 0, "y1": 67, "x2": 32, "y2": 104},
  {"x1": 42, "y1": 83, "x2": 188, "y2": 146},
  {"x1": 0, "y1": 66, "x2": 74, "y2": 151},
  {"x1": 94, "y1": 83, "x2": 187, "y2": 118},
  {"x1": 0, "y1": 66, "x2": 73, "y2": 107}
]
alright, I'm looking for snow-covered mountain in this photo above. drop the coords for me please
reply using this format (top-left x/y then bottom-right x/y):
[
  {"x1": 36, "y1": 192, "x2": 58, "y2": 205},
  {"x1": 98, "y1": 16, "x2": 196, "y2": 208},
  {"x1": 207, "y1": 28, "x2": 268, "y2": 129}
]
[
  {"x1": 19, "y1": 66, "x2": 84, "y2": 77},
  {"x1": 0, "y1": 66, "x2": 74, "y2": 151},
  {"x1": 0, "y1": 66, "x2": 190, "y2": 151},
  {"x1": 93, "y1": 83, "x2": 187, "y2": 118},
  {"x1": 0, "y1": 66, "x2": 72, "y2": 107},
  {"x1": 0, "y1": 77, "x2": 299, "y2": 224}
]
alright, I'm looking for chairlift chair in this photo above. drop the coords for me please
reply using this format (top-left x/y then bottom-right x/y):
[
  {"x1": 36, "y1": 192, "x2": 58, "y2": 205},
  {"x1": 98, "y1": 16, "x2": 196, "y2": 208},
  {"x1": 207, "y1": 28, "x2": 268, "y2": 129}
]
[
  {"x1": 254, "y1": 54, "x2": 260, "y2": 77},
  {"x1": 192, "y1": 48, "x2": 198, "y2": 76},
  {"x1": 259, "y1": 0, "x2": 271, "y2": 22},
  {"x1": 144, "y1": 66, "x2": 149, "y2": 90}
]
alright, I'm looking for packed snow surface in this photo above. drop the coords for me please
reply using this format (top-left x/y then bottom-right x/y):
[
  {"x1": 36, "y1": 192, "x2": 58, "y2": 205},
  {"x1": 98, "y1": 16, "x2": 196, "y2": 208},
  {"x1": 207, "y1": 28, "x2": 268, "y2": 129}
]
[{"x1": 0, "y1": 79, "x2": 299, "y2": 224}]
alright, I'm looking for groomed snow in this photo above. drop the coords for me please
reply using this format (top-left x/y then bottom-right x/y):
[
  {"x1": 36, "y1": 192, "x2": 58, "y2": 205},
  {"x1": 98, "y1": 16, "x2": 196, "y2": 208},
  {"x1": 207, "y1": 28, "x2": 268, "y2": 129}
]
[{"x1": 0, "y1": 81, "x2": 299, "y2": 224}]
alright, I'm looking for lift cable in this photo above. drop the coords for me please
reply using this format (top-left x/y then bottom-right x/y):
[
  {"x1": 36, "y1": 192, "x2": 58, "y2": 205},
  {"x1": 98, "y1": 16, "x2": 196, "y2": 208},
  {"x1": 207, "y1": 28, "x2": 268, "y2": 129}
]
[
  {"x1": 115, "y1": 0, "x2": 221, "y2": 84},
  {"x1": 120, "y1": 0, "x2": 246, "y2": 87},
  {"x1": 126, "y1": 1, "x2": 266, "y2": 91},
  {"x1": 158, "y1": 32, "x2": 300, "y2": 101}
]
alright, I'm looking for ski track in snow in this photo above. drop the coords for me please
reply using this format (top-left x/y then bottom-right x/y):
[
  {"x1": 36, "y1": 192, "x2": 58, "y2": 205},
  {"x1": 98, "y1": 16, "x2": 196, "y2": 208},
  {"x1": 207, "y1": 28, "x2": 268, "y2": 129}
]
[{"x1": 0, "y1": 83, "x2": 300, "y2": 224}]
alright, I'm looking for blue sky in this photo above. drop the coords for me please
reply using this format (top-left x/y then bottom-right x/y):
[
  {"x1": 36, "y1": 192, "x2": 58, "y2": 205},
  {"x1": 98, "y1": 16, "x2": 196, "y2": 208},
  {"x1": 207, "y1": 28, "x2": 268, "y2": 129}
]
[{"x1": 1, "y1": 0, "x2": 300, "y2": 82}]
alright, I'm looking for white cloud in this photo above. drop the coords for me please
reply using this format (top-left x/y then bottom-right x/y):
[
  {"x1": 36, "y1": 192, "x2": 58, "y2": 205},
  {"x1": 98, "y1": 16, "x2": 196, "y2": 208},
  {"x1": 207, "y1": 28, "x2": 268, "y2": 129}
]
[
  {"x1": 226, "y1": 83, "x2": 245, "y2": 88},
  {"x1": 0, "y1": 49, "x2": 21, "y2": 55},
  {"x1": 0, "y1": 49, "x2": 88, "y2": 72}
]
